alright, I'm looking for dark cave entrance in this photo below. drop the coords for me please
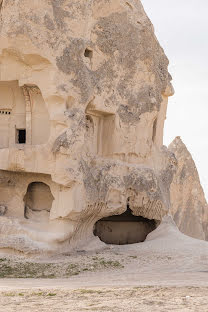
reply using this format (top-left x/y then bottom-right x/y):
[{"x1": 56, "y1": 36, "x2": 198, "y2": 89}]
[{"x1": 93, "y1": 207, "x2": 157, "y2": 245}]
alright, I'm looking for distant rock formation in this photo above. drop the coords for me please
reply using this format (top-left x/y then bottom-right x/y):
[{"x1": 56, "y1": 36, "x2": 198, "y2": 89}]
[{"x1": 169, "y1": 137, "x2": 208, "y2": 240}]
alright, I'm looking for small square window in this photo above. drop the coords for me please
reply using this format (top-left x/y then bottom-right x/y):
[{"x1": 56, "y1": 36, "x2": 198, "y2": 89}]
[
  {"x1": 84, "y1": 48, "x2": 93, "y2": 59},
  {"x1": 16, "y1": 129, "x2": 26, "y2": 144}
]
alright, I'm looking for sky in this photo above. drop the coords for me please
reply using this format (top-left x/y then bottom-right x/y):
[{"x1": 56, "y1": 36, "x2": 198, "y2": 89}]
[{"x1": 141, "y1": 0, "x2": 208, "y2": 199}]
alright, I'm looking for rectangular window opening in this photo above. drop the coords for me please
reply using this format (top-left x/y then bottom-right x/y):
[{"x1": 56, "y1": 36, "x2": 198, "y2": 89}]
[{"x1": 16, "y1": 129, "x2": 26, "y2": 144}]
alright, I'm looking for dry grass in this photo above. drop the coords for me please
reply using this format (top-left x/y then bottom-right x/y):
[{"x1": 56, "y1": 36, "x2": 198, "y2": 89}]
[{"x1": 0, "y1": 256, "x2": 124, "y2": 278}]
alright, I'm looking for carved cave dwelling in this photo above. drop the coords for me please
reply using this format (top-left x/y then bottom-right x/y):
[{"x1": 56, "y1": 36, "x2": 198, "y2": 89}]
[{"x1": 0, "y1": 0, "x2": 206, "y2": 254}]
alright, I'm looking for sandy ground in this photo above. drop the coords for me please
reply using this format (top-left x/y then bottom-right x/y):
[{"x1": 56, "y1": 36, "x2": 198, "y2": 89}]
[{"x1": 0, "y1": 219, "x2": 208, "y2": 311}]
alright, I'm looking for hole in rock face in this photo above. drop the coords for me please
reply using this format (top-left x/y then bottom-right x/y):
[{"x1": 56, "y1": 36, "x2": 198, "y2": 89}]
[
  {"x1": 84, "y1": 48, "x2": 93, "y2": 59},
  {"x1": 24, "y1": 182, "x2": 54, "y2": 221},
  {"x1": 94, "y1": 207, "x2": 157, "y2": 245}
]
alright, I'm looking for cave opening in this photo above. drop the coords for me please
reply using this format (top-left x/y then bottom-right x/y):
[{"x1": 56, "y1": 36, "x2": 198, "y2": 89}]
[{"x1": 93, "y1": 207, "x2": 157, "y2": 245}]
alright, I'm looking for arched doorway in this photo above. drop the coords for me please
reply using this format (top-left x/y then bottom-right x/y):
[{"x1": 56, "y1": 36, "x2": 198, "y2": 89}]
[
  {"x1": 24, "y1": 182, "x2": 54, "y2": 221},
  {"x1": 94, "y1": 207, "x2": 157, "y2": 245},
  {"x1": 0, "y1": 81, "x2": 50, "y2": 148}
]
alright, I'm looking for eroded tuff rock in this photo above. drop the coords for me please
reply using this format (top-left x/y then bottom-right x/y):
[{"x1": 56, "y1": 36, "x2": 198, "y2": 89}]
[
  {"x1": 0, "y1": 0, "x2": 176, "y2": 253},
  {"x1": 169, "y1": 137, "x2": 208, "y2": 240}
]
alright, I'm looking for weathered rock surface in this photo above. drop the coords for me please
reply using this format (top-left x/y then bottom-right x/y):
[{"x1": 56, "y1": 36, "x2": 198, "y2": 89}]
[
  {"x1": 169, "y1": 137, "x2": 208, "y2": 240},
  {"x1": 0, "y1": 0, "x2": 177, "y2": 253}
]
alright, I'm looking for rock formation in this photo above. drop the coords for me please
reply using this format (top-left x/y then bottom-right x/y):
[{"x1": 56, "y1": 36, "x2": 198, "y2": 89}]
[
  {"x1": 0, "y1": 0, "x2": 178, "y2": 253},
  {"x1": 169, "y1": 137, "x2": 208, "y2": 240}
]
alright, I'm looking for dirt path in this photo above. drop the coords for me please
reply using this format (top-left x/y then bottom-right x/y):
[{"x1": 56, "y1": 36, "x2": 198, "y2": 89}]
[
  {"x1": 1, "y1": 286, "x2": 208, "y2": 312},
  {"x1": 1, "y1": 271, "x2": 208, "y2": 291}
]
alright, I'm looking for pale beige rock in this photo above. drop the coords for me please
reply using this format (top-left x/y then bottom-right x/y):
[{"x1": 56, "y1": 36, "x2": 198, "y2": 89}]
[
  {"x1": 169, "y1": 137, "x2": 208, "y2": 240},
  {"x1": 0, "y1": 0, "x2": 176, "y2": 253}
]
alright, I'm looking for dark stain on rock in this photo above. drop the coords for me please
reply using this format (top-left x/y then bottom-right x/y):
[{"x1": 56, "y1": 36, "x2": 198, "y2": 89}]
[
  {"x1": 51, "y1": 0, "x2": 70, "y2": 29},
  {"x1": 117, "y1": 87, "x2": 159, "y2": 123},
  {"x1": 92, "y1": 12, "x2": 169, "y2": 122},
  {"x1": 52, "y1": 131, "x2": 68, "y2": 153},
  {"x1": 56, "y1": 40, "x2": 95, "y2": 104},
  {"x1": 81, "y1": 160, "x2": 123, "y2": 203},
  {"x1": 44, "y1": 14, "x2": 55, "y2": 31},
  {"x1": 124, "y1": 168, "x2": 162, "y2": 201}
]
